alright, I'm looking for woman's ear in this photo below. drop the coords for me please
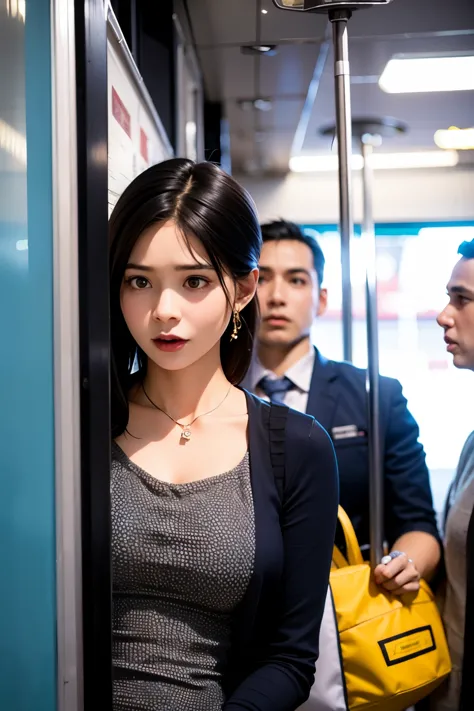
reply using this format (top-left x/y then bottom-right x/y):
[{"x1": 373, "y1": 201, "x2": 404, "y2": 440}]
[{"x1": 235, "y1": 268, "x2": 259, "y2": 311}]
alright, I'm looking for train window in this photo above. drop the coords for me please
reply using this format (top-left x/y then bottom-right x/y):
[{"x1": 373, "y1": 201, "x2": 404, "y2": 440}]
[{"x1": 303, "y1": 222, "x2": 474, "y2": 515}]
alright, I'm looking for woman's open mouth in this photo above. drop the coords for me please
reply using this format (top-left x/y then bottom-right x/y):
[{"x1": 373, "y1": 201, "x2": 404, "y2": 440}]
[{"x1": 153, "y1": 336, "x2": 188, "y2": 352}]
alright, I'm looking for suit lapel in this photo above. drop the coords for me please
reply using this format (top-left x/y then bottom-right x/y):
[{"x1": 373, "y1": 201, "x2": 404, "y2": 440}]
[{"x1": 305, "y1": 348, "x2": 339, "y2": 432}]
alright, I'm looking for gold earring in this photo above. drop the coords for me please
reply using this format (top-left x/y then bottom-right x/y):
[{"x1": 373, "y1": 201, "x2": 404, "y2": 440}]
[{"x1": 230, "y1": 310, "x2": 242, "y2": 341}]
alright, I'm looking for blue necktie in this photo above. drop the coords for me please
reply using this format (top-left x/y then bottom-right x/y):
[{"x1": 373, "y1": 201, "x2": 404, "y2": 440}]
[{"x1": 258, "y1": 376, "x2": 294, "y2": 404}]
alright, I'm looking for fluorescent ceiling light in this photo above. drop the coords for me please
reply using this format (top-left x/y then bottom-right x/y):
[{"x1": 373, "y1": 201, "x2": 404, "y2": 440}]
[
  {"x1": 434, "y1": 127, "x2": 474, "y2": 150},
  {"x1": 289, "y1": 151, "x2": 459, "y2": 173},
  {"x1": 379, "y1": 55, "x2": 474, "y2": 93},
  {"x1": 6, "y1": 0, "x2": 26, "y2": 22},
  {"x1": 0, "y1": 118, "x2": 27, "y2": 165}
]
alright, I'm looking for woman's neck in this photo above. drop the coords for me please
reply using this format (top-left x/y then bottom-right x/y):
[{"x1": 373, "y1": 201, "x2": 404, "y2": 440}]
[{"x1": 136, "y1": 348, "x2": 230, "y2": 422}]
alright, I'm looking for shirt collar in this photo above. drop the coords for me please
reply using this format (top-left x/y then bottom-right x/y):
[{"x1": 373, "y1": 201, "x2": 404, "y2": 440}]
[
  {"x1": 249, "y1": 345, "x2": 315, "y2": 394},
  {"x1": 286, "y1": 347, "x2": 315, "y2": 393}
]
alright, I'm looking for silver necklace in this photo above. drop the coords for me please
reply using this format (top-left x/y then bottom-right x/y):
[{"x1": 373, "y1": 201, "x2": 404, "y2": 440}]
[{"x1": 141, "y1": 383, "x2": 232, "y2": 442}]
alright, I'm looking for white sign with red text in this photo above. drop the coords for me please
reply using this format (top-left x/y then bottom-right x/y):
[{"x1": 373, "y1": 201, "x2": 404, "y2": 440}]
[{"x1": 107, "y1": 30, "x2": 173, "y2": 215}]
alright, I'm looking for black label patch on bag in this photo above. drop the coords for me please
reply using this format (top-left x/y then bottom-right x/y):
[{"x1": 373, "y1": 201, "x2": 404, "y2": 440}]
[{"x1": 378, "y1": 626, "x2": 436, "y2": 666}]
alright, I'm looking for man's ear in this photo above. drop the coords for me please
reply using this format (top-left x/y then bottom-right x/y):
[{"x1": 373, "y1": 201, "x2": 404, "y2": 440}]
[{"x1": 317, "y1": 288, "x2": 328, "y2": 317}]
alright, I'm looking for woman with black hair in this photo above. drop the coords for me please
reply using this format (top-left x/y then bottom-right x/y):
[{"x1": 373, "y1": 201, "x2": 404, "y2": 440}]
[{"x1": 109, "y1": 158, "x2": 338, "y2": 711}]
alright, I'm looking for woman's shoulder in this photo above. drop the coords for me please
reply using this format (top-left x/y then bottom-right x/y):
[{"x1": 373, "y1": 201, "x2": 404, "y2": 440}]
[
  {"x1": 286, "y1": 406, "x2": 330, "y2": 443},
  {"x1": 243, "y1": 388, "x2": 335, "y2": 472},
  {"x1": 244, "y1": 388, "x2": 332, "y2": 442},
  {"x1": 284, "y1": 408, "x2": 338, "y2": 505},
  {"x1": 285, "y1": 407, "x2": 336, "y2": 475}
]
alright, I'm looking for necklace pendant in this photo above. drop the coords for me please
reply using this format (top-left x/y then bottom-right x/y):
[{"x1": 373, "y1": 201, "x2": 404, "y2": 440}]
[{"x1": 181, "y1": 428, "x2": 192, "y2": 441}]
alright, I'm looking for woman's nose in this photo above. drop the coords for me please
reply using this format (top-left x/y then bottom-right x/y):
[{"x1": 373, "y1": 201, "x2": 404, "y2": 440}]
[{"x1": 152, "y1": 289, "x2": 181, "y2": 322}]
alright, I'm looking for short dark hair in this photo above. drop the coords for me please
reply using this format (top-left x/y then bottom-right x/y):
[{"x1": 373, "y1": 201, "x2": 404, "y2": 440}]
[
  {"x1": 260, "y1": 219, "x2": 325, "y2": 286},
  {"x1": 458, "y1": 239, "x2": 474, "y2": 259},
  {"x1": 109, "y1": 158, "x2": 262, "y2": 437}
]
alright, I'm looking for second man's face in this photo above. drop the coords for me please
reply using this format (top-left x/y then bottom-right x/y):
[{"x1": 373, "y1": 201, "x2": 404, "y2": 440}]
[
  {"x1": 257, "y1": 240, "x2": 327, "y2": 349},
  {"x1": 437, "y1": 257, "x2": 474, "y2": 371}
]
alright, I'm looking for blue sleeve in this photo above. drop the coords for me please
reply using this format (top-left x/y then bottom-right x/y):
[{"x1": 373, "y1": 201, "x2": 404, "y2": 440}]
[
  {"x1": 224, "y1": 418, "x2": 339, "y2": 711},
  {"x1": 383, "y1": 378, "x2": 440, "y2": 546}
]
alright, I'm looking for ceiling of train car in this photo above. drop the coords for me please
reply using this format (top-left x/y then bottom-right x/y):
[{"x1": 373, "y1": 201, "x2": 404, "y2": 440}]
[{"x1": 187, "y1": 0, "x2": 474, "y2": 174}]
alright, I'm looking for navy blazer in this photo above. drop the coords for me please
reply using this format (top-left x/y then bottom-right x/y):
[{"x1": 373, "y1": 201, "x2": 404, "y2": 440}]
[
  {"x1": 223, "y1": 391, "x2": 339, "y2": 711},
  {"x1": 306, "y1": 350, "x2": 439, "y2": 550}
]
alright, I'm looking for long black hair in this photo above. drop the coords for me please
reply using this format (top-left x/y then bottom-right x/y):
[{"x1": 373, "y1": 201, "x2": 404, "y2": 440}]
[{"x1": 109, "y1": 158, "x2": 262, "y2": 437}]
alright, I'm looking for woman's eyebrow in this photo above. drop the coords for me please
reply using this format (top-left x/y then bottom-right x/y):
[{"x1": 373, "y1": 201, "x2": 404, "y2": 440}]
[
  {"x1": 125, "y1": 262, "x2": 215, "y2": 272},
  {"x1": 174, "y1": 263, "x2": 215, "y2": 271},
  {"x1": 125, "y1": 263, "x2": 154, "y2": 272}
]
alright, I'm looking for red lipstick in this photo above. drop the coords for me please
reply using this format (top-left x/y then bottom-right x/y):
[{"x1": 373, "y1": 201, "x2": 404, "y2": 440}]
[{"x1": 153, "y1": 335, "x2": 188, "y2": 352}]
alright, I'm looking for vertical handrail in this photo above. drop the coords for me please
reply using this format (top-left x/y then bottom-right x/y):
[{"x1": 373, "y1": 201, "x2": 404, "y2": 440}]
[
  {"x1": 330, "y1": 11, "x2": 354, "y2": 363},
  {"x1": 361, "y1": 139, "x2": 384, "y2": 567}
]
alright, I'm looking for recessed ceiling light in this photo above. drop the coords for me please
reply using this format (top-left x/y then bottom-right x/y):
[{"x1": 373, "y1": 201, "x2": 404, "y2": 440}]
[
  {"x1": 262, "y1": 8, "x2": 268, "y2": 13},
  {"x1": 240, "y1": 44, "x2": 278, "y2": 56},
  {"x1": 238, "y1": 98, "x2": 273, "y2": 112},
  {"x1": 434, "y1": 127, "x2": 474, "y2": 151},
  {"x1": 379, "y1": 54, "x2": 474, "y2": 93},
  {"x1": 254, "y1": 99, "x2": 272, "y2": 111},
  {"x1": 289, "y1": 150, "x2": 459, "y2": 172}
]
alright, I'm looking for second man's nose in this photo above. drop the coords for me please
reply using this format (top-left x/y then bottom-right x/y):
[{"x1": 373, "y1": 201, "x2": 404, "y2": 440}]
[{"x1": 436, "y1": 306, "x2": 454, "y2": 330}]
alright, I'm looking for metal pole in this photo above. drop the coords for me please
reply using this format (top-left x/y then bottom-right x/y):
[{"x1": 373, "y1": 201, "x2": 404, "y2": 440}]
[
  {"x1": 361, "y1": 138, "x2": 384, "y2": 568},
  {"x1": 330, "y1": 11, "x2": 354, "y2": 363}
]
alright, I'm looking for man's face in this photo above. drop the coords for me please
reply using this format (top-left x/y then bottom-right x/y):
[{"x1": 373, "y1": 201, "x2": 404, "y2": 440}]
[
  {"x1": 257, "y1": 239, "x2": 327, "y2": 348},
  {"x1": 437, "y1": 257, "x2": 474, "y2": 371}
]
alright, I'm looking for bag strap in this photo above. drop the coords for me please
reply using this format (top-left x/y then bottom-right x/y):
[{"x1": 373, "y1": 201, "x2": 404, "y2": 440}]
[
  {"x1": 336, "y1": 506, "x2": 364, "y2": 567},
  {"x1": 268, "y1": 401, "x2": 289, "y2": 502}
]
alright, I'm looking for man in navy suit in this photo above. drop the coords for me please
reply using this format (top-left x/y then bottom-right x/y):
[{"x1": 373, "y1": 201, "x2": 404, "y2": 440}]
[{"x1": 244, "y1": 219, "x2": 440, "y2": 587}]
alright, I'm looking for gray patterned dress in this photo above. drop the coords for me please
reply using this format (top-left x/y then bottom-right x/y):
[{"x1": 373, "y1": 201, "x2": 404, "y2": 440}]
[{"x1": 111, "y1": 442, "x2": 255, "y2": 711}]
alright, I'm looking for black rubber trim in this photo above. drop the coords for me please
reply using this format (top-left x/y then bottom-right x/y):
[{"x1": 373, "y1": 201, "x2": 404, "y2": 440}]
[
  {"x1": 378, "y1": 625, "x2": 436, "y2": 667},
  {"x1": 75, "y1": 1, "x2": 112, "y2": 707}
]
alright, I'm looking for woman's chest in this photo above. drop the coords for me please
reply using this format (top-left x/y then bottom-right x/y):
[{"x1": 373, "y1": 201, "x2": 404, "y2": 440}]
[
  {"x1": 111, "y1": 453, "x2": 255, "y2": 612},
  {"x1": 116, "y1": 419, "x2": 248, "y2": 485}
]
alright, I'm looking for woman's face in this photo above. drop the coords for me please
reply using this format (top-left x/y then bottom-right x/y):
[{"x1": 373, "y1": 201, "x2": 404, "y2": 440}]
[{"x1": 120, "y1": 220, "x2": 255, "y2": 373}]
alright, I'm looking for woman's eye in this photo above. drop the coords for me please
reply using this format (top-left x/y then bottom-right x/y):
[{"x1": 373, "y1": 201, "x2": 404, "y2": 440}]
[
  {"x1": 127, "y1": 276, "x2": 150, "y2": 289},
  {"x1": 291, "y1": 277, "x2": 306, "y2": 286},
  {"x1": 185, "y1": 276, "x2": 209, "y2": 290}
]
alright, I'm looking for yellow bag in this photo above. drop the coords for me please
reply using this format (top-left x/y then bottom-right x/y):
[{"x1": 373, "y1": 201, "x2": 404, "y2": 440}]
[{"x1": 330, "y1": 506, "x2": 451, "y2": 711}]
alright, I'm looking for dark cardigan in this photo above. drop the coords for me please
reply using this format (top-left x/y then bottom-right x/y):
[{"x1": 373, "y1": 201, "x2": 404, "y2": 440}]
[{"x1": 223, "y1": 391, "x2": 339, "y2": 711}]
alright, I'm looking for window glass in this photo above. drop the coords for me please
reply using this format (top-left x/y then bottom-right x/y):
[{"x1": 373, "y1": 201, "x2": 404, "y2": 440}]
[{"x1": 303, "y1": 222, "x2": 474, "y2": 514}]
